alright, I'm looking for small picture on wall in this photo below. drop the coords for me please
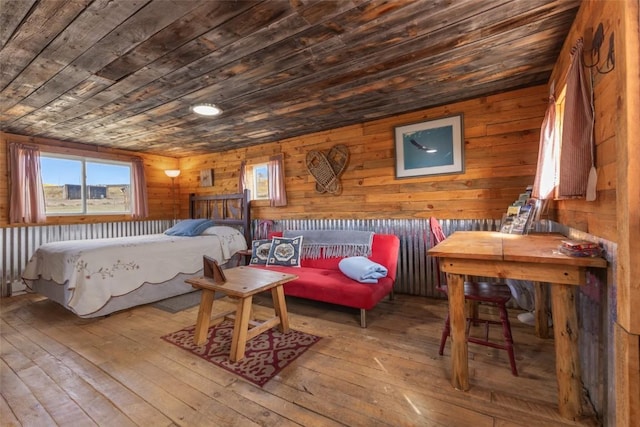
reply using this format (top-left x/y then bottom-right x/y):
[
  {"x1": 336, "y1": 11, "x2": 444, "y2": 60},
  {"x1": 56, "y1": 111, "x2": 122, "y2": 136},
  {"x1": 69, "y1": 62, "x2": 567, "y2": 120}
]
[{"x1": 200, "y1": 169, "x2": 214, "y2": 187}]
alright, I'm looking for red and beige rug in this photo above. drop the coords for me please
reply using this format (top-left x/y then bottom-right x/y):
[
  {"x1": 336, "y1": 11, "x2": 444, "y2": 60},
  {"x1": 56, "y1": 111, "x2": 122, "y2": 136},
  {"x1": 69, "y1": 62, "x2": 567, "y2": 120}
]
[{"x1": 161, "y1": 319, "x2": 321, "y2": 386}]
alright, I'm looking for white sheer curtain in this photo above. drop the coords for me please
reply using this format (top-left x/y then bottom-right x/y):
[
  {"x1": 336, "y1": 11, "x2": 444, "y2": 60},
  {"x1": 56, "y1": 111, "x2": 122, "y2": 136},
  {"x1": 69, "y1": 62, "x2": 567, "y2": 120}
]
[
  {"x1": 532, "y1": 93, "x2": 559, "y2": 200},
  {"x1": 131, "y1": 157, "x2": 149, "y2": 219},
  {"x1": 268, "y1": 153, "x2": 287, "y2": 207},
  {"x1": 9, "y1": 143, "x2": 46, "y2": 224}
]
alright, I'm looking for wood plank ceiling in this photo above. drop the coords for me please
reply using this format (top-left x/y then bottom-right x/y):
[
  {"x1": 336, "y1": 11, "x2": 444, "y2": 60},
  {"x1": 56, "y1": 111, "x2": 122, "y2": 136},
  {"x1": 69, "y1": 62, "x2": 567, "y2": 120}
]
[{"x1": 0, "y1": 0, "x2": 580, "y2": 158}]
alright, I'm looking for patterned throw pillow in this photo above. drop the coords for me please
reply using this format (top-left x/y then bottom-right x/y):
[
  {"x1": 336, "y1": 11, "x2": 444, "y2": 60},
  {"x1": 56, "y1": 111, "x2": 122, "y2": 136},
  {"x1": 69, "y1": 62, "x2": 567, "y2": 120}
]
[
  {"x1": 266, "y1": 236, "x2": 303, "y2": 267},
  {"x1": 250, "y1": 239, "x2": 272, "y2": 265}
]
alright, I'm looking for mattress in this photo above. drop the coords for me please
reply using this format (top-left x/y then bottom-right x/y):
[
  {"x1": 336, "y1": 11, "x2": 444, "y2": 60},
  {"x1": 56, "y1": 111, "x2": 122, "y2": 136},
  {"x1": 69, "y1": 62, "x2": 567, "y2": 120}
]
[
  {"x1": 22, "y1": 226, "x2": 246, "y2": 317},
  {"x1": 30, "y1": 272, "x2": 199, "y2": 318}
]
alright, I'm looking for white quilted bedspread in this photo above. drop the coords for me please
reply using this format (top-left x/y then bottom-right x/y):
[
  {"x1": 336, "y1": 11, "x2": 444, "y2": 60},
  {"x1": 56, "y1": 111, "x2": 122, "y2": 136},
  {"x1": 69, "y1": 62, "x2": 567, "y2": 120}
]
[{"x1": 22, "y1": 231, "x2": 247, "y2": 316}]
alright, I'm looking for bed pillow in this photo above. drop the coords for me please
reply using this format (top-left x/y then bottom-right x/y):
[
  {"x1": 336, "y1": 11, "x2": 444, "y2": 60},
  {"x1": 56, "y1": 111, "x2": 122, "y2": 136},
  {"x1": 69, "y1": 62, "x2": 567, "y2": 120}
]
[
  {"x1": 266, "y1": 236, "x2": 303, "y2": 267},
  {"x1": 338, "y1": 256, "x2": 388, "y2": 283},
  {"x1": 250, "y1": 239, "x2": 272, "y2": 265},
  {"x1": 164, "y1": 219, "x2": 215, "y2": 236}
]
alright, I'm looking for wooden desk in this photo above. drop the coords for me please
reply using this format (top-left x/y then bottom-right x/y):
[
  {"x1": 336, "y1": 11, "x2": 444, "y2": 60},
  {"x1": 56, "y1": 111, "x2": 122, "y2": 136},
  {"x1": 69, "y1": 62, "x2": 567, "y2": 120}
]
[
  {"x1": 186, "y1": 266, "x2": 298, "y2": 362},
  {"x1": 428, "y1": 231, "x2": 607, "y2": 420}
]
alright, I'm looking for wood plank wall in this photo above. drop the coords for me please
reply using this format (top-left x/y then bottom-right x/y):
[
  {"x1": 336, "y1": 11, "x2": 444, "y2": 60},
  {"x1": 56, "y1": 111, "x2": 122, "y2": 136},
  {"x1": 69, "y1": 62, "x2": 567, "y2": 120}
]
[
  {"x1": 2, "y1": 85, "x2": 549, "y2": 229},
  {"x1": 549, "y1": 1, "x2": 638, "y2": 425},
  {"x1": 178, "y1": 85, "x2": 547, "y2": 223},
  {"x1": 0, "y1": 133, "x2": 178, "y2": 227},
  {"x1": 547, "y1": 1, "x2": 619, "y2": 245}
]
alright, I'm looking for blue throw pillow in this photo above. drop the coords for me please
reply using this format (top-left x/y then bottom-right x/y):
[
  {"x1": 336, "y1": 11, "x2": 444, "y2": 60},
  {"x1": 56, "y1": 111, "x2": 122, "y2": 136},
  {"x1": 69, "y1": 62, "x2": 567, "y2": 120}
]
[
  {"x1": 250, "y1": 239, "x2": 272, "y2": 265},
  {"x1": 164, "y1": 219, "x2": 215, "y2": 236},
  {"x1": 266, "y1": 236, "x2": 303, "y2": 267}
]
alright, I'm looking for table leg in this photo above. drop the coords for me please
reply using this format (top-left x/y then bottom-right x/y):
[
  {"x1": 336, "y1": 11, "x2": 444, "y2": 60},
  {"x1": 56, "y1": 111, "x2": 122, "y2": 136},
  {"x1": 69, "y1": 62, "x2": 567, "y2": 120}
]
[
  {"x1": 550, "y1": 283, "x2": 582, "y2": 419},
  {"x1": 447, "y1": 272, "x2": 469, "y2": 391},
  {"x1": 534, "y1": 281, "x2": 550, "y2": 338},
  {"x1": 271, "y1": 285, "x2": 290, "y2": 333},
  {"x1": 194, "y1": 289, "x2": 216, "y2": 345},
  {"x1": 230, "y1": 295, "x2": 253, "y2": 362}
]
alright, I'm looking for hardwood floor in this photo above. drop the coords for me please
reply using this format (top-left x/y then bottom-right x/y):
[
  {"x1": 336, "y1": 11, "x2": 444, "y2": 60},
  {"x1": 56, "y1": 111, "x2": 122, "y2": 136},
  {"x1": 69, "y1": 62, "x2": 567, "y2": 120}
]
[{"x1": 1, "y1": 292, "x2": 600, "y2": 427}]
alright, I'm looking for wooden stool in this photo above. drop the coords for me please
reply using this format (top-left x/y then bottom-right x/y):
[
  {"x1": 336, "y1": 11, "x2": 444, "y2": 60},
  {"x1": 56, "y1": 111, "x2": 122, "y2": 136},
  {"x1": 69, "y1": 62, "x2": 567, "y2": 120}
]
[
  {"x1": 186, "y1": 267, "x2": 297, "y2": 362},
  {"x1": 430, "y1": 217, "x2": 518, "y2": 376},
  {"x1": 439, "y1": 282, "x2": 518, "y2": 376}
]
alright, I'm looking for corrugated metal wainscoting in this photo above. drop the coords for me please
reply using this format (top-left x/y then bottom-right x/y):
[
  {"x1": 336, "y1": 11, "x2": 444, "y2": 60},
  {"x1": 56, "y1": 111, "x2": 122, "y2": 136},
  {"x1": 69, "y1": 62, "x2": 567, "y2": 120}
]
[
  {"x1": 256, "y1": 218, "x2": 504, "y2": 298},
  {"x1": 0, "y1": 220, "x2": 174, "y2": 297}
]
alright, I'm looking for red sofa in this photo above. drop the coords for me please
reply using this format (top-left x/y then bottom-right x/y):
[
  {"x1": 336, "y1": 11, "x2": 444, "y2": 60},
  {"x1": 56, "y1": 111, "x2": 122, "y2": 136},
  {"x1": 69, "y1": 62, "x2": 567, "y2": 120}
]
[{"x1": 250, "y1": 232, "x2": 400, "y2": 327}]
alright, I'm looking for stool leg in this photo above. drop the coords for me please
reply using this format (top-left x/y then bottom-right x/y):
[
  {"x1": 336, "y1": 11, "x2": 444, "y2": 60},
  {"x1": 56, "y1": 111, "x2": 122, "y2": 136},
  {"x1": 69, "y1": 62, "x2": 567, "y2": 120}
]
[
  {"x1": 230, "y1": 296, "x2": 253, "y2": 362},
  {"x1": 271, "y1": 285, "x2": 290, "y2": 333},
  {"x1": 194, "y1": 289, "x2": 216, "y2": 345},
  {"x1": 439, "y1": 312, "x2": 451, "y2": 355},
  {"x1": 499, "y1": 304, "x2": 518, "y2": 376},
  {"x1": 467, "y1": 300, "x2": 480, "y2": 326}
]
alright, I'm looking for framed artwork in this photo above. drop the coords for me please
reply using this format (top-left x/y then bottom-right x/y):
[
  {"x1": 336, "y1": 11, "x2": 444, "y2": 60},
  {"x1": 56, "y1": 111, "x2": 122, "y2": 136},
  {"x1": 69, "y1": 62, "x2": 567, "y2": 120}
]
[
  {"x1": 394, "y1": 114, "x2": 464, "y2": 178},
  {"x1": 200, "y1": 169, "x2": 214, "y2": 187}
]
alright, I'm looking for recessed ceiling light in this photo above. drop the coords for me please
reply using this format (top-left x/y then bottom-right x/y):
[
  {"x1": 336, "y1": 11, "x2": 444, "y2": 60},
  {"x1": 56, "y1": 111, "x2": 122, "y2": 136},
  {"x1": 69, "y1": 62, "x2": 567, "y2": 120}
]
[{"x1": 192, "y1": 103, "x2": 222, "y2": 116}]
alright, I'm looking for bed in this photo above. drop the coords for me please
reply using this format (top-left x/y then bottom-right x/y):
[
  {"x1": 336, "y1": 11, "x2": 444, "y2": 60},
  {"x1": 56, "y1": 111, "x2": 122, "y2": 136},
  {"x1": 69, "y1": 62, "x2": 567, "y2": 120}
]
[{"x1": 22, "y1": 191, "x2": 251, "y2": 318}]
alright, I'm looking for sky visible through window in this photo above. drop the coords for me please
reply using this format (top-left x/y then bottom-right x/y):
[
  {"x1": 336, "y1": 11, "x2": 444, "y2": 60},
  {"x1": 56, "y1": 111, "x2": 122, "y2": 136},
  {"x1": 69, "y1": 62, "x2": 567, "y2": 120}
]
[{"x1": 41, "y1": 157, "x2": 130, "y2": 185}]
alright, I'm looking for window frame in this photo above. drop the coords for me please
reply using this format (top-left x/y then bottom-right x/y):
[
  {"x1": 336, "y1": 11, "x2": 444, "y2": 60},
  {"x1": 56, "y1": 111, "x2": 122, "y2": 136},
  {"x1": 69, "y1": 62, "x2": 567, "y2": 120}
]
[
  {"x1": 551, "y1": 87, "x2": 566, "y2": 200},
  {"x1": 40, "y1": 151, "x2": 134, "y2": 216}
]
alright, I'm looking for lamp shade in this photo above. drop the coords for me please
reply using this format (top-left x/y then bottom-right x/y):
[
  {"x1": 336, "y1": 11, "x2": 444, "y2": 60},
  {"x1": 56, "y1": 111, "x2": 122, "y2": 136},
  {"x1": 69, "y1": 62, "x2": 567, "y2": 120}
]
[{"x1": 164, "y1": 169, "x2": 181, "y2": 178}]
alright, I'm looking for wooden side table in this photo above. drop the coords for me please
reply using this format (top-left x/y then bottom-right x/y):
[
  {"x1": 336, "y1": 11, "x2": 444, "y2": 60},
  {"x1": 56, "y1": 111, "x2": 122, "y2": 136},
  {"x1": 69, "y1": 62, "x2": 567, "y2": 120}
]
[{"x1": 186, "y1": 266, "x2": 297, "y2": 362}]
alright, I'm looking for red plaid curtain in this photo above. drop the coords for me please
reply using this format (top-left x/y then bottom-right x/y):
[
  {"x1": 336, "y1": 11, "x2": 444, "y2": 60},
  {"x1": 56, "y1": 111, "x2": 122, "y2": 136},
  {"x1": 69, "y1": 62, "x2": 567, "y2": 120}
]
[{"x1": 556, "y1": 38, "x2": 594, "y2": 199}]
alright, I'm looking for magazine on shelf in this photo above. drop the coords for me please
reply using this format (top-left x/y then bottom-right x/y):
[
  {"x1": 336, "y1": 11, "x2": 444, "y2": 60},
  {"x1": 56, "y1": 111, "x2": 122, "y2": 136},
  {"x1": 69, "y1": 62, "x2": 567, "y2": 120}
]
[
  {"x1": 506, "y1": 205, "x2": 521, "y2": 216},
  {"x1": 500, "y1": 190, "x2": 540, "y2": 235},
  {"x1": 510, "y1": 203, "x2": 533, "y2": 234}
]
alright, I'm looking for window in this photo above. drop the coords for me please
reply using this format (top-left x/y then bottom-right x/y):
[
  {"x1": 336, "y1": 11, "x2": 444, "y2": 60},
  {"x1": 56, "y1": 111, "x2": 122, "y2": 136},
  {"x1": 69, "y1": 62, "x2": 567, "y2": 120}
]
[
  {"x1": 240, "y1": 154, "x2": 287, "y2": 207},
  {"x1": 40, "y1": 153, "x2": 132, "y2": 215},
  {"x1": 533, "y1": 86, "x2": 566, "y2": 201},
  {"x1": 554, "y1": 88, "x2": 566, "y2": 192},
  {"x1": 243, "y1": 162, "x2": 270, "y2": 200}
]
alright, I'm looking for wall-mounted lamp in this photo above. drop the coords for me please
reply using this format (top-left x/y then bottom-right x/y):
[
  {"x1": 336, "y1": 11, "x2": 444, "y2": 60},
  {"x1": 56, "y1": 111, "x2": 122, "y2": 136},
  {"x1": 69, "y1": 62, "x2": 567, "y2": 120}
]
[
  {"x1": 584, "y1": 23, "x2": 615, "y2": 74},
  {"x1": 192, "y1": 103, "x2": 222, "y2": 116},
  {"x1": 164, "y1": 169, "x2": 181, "y2": 219}
]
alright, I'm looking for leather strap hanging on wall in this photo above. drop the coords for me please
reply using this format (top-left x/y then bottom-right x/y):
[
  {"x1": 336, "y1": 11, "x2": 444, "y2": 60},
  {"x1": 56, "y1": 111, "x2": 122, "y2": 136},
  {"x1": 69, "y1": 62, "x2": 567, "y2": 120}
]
[{"x1": 306, "y1": 144, "x2": 349, "y2": 195}]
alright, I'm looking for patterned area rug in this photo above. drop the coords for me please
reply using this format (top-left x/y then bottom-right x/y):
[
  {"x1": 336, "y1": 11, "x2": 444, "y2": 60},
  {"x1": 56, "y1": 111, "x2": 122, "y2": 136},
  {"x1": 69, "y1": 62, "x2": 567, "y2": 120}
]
[{"x1": 161, "y1": 319, "x2": 321, "y2": 386}]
